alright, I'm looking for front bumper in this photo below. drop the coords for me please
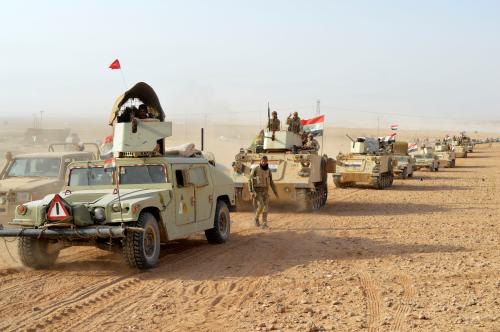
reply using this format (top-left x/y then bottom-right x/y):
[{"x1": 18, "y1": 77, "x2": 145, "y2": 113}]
[{"x1": 0, "y1": 225, "x2": 143, "y2": 239}]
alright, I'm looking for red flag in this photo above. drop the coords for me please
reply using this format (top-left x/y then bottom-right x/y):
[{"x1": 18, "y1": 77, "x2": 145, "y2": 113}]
[{"x1": 109, "y1": 59, "x2": 121, "y2": 70}]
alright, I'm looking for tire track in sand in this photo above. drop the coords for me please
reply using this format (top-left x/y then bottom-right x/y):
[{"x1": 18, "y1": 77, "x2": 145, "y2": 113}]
[
  {"x1": 391, "y1": 274, "x2": 416, "y2": 331},
  {"x1": 357, "y1": 269, "x2": 382, "y2": 332}
]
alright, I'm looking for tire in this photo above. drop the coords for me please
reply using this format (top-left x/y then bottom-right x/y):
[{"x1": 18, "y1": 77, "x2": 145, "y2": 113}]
[
  {"x1": 123, "y1": 212, "x2": 161, "y2": 269},
  {"x1": 205, "y1": 200, "x2": 231, "y2": 244},
  {"x1": 401, "y1": 167, "x2": 408, "y2": 179},
  {"x1": 18, "y1": 237, "x2": 59, "y2": 269}
]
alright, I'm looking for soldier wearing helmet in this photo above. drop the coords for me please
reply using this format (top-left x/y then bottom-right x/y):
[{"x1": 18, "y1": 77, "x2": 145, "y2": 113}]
[
  {"x1": 267, "y1": 111, "x2": 280, "y2": 132},
  {"x1": 303, "y1": 133, "x2": 320, "y2": 152},
  {"x1": 287, "y1": 112, "x2": 303, "y2": 134},
  {"x1": 249, "y1": 156, "x2": 278, "y2": 229}
]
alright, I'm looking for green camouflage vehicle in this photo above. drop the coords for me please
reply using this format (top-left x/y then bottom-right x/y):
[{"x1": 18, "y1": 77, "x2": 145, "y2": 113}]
[
  {"x1": 434, "y1": 140, "x2": 456, "y2": 168},
  {"x1": 232, "y1": 130, "x2": 335, "y2": 211},
  {"x1": 0, "y1": 82, "x2": 235, "y2": 270},
  {"x1": 411, "y1": 147, "x2": 440, "y2": 172},
  {"x1": 334, "y1": 136, "x2": 395, "y2": 189}
]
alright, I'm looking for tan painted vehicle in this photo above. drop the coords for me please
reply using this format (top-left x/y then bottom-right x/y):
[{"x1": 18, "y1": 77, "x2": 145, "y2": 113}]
[
  {"x1": 334, "y1": 136, "x2": 394, "y2": 189},
  {"x1": 232, "y1": 130, "x2": 335, "y2": 211},
  {"x1": 462, "y1": 135, "x2": 474, "y2": 153},
  {"x1": 0, "y1": 147, "x2": 97, "y2": 224},
  {"x1": 434, "y1": 140, "x2": 456, "y2": 168},
  {"x1": 391, "y1": 141, "x2": 416, "y2": 179},
  {"x1": 0, "y1": 82, "x2": 235, "y2": 270},
  {"x1": 411, "y1": 147, "x2": 440, "y2": 172},
  {"x1": 451, "y1": 136, "x2": 468, "y2": 158}
]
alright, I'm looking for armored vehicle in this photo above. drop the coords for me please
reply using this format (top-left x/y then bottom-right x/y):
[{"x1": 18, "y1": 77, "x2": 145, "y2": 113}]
[
  {"x1": 451, "y1": 135, "x2": 468, "y2": 158},
  {"x1": 411, "y1": 147, "x2": 440, "y2": 171},
  {"x1": 334, "y1": 136, "x2": 394, "y2": 189},
  {"x1": 0, "y1": 82, "x2": 235, "y2": 270},
  {"x1": 0, "y1": 147, "x2": 97, "y2": 225},
  {"x1": 434, "y1": 140, "x2": 456, "y2": 168},
  {"x1": 232, "y1": 130, "x2": 335, "y2": 211},
  {"x1": 391, "y1": 141, "x2": 416, "y2": 179}
]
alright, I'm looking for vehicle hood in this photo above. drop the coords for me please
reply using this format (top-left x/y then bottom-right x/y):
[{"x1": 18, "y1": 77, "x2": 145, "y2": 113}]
[
  {"x1": 58, "y1": 188, "x2": 169, "y2": 206},
  {"x1": 0, "y1": 177, "x2": 58, "y2": 192}
]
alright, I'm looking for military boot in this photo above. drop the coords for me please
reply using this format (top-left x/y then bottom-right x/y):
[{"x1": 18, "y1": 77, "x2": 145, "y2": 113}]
[{"x1": 261, "y1": 213, "x2": 269, "y2": 229}]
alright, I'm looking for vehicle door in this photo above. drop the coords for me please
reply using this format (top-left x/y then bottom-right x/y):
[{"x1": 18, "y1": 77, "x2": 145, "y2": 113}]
[
  {"x1": 171, "y1": 164, "x2": 196, "y2": 225},
  {"x1": 186, "y1": 165, "x2": 213, "y2": 222}
]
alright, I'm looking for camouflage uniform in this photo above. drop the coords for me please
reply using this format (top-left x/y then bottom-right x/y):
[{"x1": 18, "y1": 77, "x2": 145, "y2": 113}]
[
  {"x1": 287, "y1": 116, "x2": 303, "y2": 134},
  {"x1": 267, "y1": 118, "x2": 280, "y2": 132},
  {"x1": 249, "y1": 165, "x2": 277, "y2": 228},
  {"x1": 304, "y1": 137, "x2": 320, "y2": 152}
]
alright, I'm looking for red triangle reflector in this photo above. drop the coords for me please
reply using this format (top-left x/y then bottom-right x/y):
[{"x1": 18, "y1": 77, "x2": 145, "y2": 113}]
[{"x1": 47, "y1": 194, "x2": 71, "y2": 222}]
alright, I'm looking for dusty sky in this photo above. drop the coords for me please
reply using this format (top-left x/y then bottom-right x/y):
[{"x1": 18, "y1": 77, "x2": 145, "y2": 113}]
[{"x1": 1, "y1": 1, "x2": 499, "y2": 131}]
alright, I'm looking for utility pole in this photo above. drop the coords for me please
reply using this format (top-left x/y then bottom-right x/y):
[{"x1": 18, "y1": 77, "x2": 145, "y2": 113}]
[
  {"x1": 316, "y1": 99, "x2": 320, "y2": 116},
  {"x1": 40, "y1": 110, "x2": 44, "y2": 129}
]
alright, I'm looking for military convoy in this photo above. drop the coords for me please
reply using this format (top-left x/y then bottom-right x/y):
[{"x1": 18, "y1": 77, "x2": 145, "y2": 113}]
[
  {"x1": 232, "y1": 130, "x2": 335, "y2": 211},
  {"x1": 334, "y1": 136, "x2": 394, "y2": 189},
  {"x1": 0, "y1": 83, "x2": 235, "y2": 270},
  {"x1": 434, "y1": 140, "x2": 456, "y2": 168}
]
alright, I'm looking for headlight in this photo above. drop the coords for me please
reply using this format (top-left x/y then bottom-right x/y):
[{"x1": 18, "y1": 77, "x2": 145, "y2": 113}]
[
  {"x1": 16, "y1": 205, "x2": 28, "y2": 215},
  {"x1": 93, "y1": 207, "x2": 106, "y2": 222},
  {"x1": 16, "y1": 192, "x2": 31, "y2": 202}
]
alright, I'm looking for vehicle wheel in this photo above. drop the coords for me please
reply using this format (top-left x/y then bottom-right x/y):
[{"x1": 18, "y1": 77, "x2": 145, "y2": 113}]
[
  {"x1": 18, "y1": 237, "x2": 59, "y2": 269},
  {"x1": 319, "y1": 182, "x2": 328, "y2": 207},
  {"x1": 401, "y1": 167, "x2": 408, "y2": 179},
  {"x1": 205, "y1": 200, "x2": 230, "y2": 244},
  {"x1": 296, "y1": 189, "x2": 312, "y2": 211},
  {"x1": 122, "y1": 212, "x2": 161, "y2": 269}
]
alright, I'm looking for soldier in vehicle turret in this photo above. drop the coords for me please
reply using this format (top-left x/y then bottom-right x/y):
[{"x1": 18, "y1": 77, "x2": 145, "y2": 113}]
[
  {"x1": 287, "y1": 112, "x2": 303, "y2": 134},
  {"x1": 267, "y1": 111, "x2": 280, "y2": 132},
  {"x1": 249, "y1": 156, "x2": 278, "y2": 229},
  {"x1": 303, "y1": 133, "x2": 320, "y2": 152}
]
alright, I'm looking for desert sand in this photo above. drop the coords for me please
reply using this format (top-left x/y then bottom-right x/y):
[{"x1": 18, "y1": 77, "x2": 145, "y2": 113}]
[{"x1": 0, "y1": 120, "x2": 498, "y2": 331}]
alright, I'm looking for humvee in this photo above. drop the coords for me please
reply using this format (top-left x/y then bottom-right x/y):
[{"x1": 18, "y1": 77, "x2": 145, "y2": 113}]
[
  {"x1": 411, "y1": 147, "x2": 440, "y2": 171},
  {"x1": 434, "y1": 140, "x2": 456, "y2": 168},
  {"x1": 334, "y1": 136, "x2": 394, "y2": 189},
  {"x1": 232, "y1": 130, "x2": 335, "y2": 211},
  {"x1": 0, "y1": 82, "x2": 235, "y2": 270},
  {"x1": 391, "y1": 141, "x2": 416, "y2": 179},
  {"x1": 0, "y1": 146, "x2": 97, "y2": 225}
]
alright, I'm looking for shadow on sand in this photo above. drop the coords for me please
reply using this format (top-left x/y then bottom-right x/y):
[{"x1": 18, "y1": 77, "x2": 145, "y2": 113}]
[{"x1": 48, "y1": 229, "x2": 465, "y2": 280}]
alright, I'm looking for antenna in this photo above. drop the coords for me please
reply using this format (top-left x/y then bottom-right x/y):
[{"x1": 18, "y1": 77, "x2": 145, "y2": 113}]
[
  {"x1": 201, "y1": 128, "x2": 204, "y2": 151},
  {"x1": 316, "y1": 99, "x2": 320, "y2": 116}
]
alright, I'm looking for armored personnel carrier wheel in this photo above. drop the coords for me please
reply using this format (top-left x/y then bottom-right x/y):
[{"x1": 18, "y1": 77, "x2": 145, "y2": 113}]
[
  {"x1": 18, "y1": 237, "x2": 59, "y2": 269},
  {"x1": 205, "y1": 200, "x2": 230, "y2": 244},
  {"x1": 123, "y1": 212, "x2": 161, "y2": 269}
]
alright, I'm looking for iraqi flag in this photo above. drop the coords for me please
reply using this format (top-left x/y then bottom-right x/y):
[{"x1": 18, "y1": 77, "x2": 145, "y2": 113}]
[
  {"x1": 408, "y1": 143, "x2": 418, "y2": 152},
  {"x1": 104, "y1": 157, "x2": 117, "y2": 172},
  {"x1": 390, "y1": 123, "x2": 398, "y2": 131},
  {"x1": 301, "y1": 115, "x2": 325, "y2": 136}
]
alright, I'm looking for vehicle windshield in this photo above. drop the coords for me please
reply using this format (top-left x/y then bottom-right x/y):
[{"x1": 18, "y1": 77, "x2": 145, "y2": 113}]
[
  {"x1": 68, "y1": 164, "x2": 166, "y2": 186},
  {"x1": 7, "y1": 158, "x2": 61, "y2": 177},
  {"x1": 69, "y1": 167, "x2": 113, "y2": 186}
]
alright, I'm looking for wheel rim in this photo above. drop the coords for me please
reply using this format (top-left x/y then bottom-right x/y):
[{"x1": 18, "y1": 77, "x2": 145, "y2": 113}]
[
  {"x1": 143, "y1": 224, "x2": 157, "y2": 258},
  {"x1": 218, "y1": 211, "x2": 228, "y2": 235}
]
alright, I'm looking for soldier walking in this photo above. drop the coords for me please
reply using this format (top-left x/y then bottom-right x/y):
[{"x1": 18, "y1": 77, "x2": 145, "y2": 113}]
[
  {"x1": 287, "y1": 112, "x2": 303, "y2": 134},
  {"x1": 249, "y1": 156, "x2": 278, "y2": 228}
]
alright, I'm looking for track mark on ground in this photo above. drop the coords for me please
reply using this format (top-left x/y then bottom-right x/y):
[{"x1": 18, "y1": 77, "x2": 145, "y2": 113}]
[
  {"x1": 392, "y1": 274, "x2": 416, "y2": 331},
  {"x1": 357, "y1": 269, "x2": 382, "y2": 332}
]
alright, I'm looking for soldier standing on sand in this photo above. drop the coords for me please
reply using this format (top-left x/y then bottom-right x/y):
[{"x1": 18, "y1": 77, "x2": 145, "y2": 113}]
[
  {"x1": 249, "y1": 156, "x2": 278, "y2": 229},
  {"x1": 287, "y1": 112, "x2": 303, "y2": 134}
]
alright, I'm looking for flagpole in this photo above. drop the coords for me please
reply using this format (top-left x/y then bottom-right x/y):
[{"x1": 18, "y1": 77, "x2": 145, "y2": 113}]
[{"x1": 120, "y1": 69, "x2": 128, "y2": 90}]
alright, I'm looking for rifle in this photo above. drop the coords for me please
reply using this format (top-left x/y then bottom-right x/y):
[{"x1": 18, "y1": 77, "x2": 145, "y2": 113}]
[{"x1": 346, "y1": 134, "x2": 355, "y2": 143}]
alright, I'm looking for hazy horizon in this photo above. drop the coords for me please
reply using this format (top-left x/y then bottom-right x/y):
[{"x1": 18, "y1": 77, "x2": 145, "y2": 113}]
[{"x1": 1, "y1": 1, "x2": 499, "y2": 132}]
